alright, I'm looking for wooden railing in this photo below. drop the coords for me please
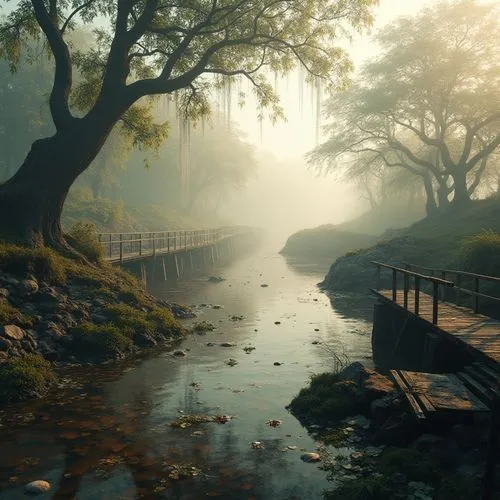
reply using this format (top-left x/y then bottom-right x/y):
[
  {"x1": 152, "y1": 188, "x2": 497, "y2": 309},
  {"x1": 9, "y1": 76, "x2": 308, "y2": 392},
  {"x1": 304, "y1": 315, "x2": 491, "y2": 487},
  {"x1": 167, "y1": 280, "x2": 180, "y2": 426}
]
[
  {"x1": 97, "y1": 226, "x2": 244, "y2": 263},
  {"x1": 371, "y1": 261, "x2": 455, "y2": 324},
  {"x1": 404, "y1": 263, "x2": 500, "y2": 315}
]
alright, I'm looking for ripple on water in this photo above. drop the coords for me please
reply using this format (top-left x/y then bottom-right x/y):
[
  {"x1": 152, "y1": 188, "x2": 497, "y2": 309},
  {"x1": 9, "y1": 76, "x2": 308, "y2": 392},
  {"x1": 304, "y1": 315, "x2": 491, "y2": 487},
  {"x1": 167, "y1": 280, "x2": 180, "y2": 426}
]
[{"x1": 0, "y1": 249, "x2": 373, "y2": 499}]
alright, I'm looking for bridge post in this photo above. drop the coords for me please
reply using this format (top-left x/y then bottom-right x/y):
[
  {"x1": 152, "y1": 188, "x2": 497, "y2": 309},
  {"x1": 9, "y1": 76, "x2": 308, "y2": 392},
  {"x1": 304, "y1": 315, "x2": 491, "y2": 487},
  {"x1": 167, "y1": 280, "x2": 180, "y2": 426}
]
[
  {"x1": 414, "y1": 277, "x2": 420, "y2": 315},
  {"x1": 392, "y1": 269, "x2": 397, "y2": 302},
  {"x1": 432, "y1": 282, "x2": 439, "y2": 324},
  {"x1": 152, "y1": 233, "x2": 156, "y2": 257},
  {"x1": 475, "y1": 277, "x2": 480, "y2": 313},
  {"x1": 119, "y1": 234, "x2": 123, "y2": 263}
]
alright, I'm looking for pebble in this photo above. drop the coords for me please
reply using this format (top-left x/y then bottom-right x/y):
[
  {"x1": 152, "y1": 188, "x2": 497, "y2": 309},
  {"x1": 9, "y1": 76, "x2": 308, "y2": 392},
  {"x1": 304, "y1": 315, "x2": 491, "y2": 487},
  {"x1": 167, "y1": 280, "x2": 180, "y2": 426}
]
[
  {"x1": 24, "y1": 480, "x2": 51, "y2": 495},
  {"x1": 300, "y1": 453, "x2": 321, "y2": 463},
  {"x1": 173, "y1": 350, "x2": 186, "y2": 357}
]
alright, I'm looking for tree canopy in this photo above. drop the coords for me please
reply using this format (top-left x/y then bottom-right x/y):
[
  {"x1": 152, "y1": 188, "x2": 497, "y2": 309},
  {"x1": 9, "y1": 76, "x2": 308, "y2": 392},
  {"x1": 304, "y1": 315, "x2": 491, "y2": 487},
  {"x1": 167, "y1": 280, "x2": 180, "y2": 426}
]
[
  {"x1": 308, "y1": 0, "x2": 500, "y2": 212},
  {"x1": 0, "y1": 0, "x2": 377, "y2": 248}
]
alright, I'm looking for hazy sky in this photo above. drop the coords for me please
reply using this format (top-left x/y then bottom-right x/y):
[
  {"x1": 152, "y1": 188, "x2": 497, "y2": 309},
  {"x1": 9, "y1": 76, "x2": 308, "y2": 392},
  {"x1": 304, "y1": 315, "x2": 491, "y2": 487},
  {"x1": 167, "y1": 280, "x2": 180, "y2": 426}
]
[
  {"x1": 221, "y1": 1, "x2": 434, "y2": 238},
  {"x1": 230, "y1": 0, "x2": 432, "y2": 159}
]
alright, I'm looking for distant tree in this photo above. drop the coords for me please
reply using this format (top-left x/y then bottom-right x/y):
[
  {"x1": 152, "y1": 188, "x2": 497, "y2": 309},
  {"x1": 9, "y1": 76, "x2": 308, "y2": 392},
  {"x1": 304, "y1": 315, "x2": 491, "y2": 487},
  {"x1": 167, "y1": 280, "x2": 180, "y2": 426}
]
[
  {"x1": 308, "y1": 0, "x2": 500, "y2": 211},
  {"x1": 184, "y1": 125, "x2": 256, "y2": 213},
  {"x1": 0, "y1": 0, "x2": 376, "y2": 251}
]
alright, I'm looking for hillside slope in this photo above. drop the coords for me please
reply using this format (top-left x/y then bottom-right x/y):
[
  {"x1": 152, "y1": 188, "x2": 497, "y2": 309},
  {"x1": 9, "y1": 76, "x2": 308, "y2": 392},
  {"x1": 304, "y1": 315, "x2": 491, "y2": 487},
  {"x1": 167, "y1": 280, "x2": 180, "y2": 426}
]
[{"x1": 320, "y1": 198, "x2": 500, "y2": 293}]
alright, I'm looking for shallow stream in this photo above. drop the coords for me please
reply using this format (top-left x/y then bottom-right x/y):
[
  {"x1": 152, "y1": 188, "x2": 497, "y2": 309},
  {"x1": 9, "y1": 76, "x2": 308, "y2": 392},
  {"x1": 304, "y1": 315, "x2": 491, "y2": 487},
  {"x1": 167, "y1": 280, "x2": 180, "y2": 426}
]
[{"x1": 0, "y1": 244, "x2": 374, "y2": 499}]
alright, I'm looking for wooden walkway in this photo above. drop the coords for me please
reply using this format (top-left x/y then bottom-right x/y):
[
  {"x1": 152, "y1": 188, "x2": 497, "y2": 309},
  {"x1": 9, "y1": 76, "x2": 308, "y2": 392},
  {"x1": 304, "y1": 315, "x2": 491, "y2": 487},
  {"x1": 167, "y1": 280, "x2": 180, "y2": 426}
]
[
  {"x1": 376, "y1": 289, "x2": 500, "y2": 365},
  {"x1": 97, "y1": 227, "x2": 252, "y2": 264}
]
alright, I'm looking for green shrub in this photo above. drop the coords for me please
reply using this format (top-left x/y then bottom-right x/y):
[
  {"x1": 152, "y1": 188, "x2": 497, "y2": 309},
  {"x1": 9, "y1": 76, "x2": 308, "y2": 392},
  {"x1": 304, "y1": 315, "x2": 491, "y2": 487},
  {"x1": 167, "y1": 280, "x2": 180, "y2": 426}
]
[
  {"x1": 0, "y1": 243, "x2": 66, "y2": 283},
  {"x1": 66, "y1": 222, "x2": 104, "y2": 264},
  {"x1": 288, "y1": 372, "x2": 361, "y2": 424},
  {"x1": 104, "y1": 303, "x2": 155, "y2": 333},
  {"x1": 70, "y1": 322, "x2": 132, "y2": 362},
  {"x1": 0, "y1": 301, "x2": 33, "y2": 326},
  {"x1": 457, "y1": 230, "x2": 500, "y2": 277},
  {"x1": 0, "y1": 354, "x2": 56, "y2": 403}
]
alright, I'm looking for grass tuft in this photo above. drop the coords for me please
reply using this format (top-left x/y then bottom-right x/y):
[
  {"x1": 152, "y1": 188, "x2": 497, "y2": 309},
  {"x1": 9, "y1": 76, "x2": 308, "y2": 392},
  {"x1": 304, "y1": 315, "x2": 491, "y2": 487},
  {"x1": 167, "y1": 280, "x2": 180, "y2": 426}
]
[
  {"x1": 65, "y1": 222, "x2": 104, "y2": 264},
  {"x1": 0, "y1": 354, "x2": 56, "y2": 403}
]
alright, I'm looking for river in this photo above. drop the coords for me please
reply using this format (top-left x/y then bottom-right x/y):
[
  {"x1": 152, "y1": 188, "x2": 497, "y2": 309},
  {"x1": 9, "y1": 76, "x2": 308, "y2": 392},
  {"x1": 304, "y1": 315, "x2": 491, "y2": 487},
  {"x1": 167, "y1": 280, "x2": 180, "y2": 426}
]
[{"x1": 0, "y1": 243, "x2": 374, "y2": 500}]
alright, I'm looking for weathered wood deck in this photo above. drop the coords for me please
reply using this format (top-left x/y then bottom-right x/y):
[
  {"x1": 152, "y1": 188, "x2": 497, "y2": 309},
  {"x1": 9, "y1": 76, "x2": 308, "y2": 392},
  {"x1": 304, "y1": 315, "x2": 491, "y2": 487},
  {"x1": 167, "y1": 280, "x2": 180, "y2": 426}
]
[{"x1": 376, "y1": 289, "x2": 500, "y2": 365}]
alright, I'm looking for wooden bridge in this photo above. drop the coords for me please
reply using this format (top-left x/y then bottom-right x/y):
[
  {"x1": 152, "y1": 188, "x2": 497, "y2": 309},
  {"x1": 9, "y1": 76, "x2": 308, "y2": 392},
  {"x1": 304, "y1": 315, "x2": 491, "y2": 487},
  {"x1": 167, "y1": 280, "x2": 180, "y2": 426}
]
[
  {"x1": 97, "y1": 226, "x2": 261, "y2": 284},
  {"x1": 97, "y1": 226, "x2": 249, "y2": 263},
  {"x1": 371, "y1": 261, "x2": 500, "y2": 499}
]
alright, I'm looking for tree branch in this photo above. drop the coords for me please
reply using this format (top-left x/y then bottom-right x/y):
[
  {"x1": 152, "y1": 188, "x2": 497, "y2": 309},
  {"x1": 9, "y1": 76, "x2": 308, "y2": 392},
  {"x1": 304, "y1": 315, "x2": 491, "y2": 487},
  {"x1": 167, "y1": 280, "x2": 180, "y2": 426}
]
[{"x1": 30, "y1": 0, "x2": 73, "y2": 129}]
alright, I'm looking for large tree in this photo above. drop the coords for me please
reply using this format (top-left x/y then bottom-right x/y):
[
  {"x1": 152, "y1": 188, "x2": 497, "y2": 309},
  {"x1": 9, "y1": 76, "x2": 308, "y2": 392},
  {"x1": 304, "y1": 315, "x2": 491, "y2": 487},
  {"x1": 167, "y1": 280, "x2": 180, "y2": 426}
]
[
  {"x1": 0, "y1": 0, "x2": 376, "y2": 251},
  {"x1": 309, "y1": 0, "x2": 500, "y2": 211}
]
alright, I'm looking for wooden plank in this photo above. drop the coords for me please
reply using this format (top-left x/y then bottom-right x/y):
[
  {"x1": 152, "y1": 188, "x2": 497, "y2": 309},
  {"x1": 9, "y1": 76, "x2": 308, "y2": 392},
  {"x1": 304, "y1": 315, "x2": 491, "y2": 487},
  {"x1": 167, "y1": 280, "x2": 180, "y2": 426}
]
[
  {"x1": 400, "y1": 371, "x2": 489, "y2": 412},
  {"x1": 390, "y1": 370, "x2": 426, "y2": 420},
  {"x1": 457, "y1": 371, "x2": 496, "y2": 406},
  {"x1": 377, "y1": 289, "x2": 500, "y2": 367}
]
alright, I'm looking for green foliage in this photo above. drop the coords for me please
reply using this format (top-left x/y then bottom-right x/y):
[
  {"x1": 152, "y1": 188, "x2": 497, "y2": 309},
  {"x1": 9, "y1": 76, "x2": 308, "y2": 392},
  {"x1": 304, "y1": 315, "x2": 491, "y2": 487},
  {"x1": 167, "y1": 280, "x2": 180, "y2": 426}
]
[
  {"x1": 70, "y1": 322, "x2": 133, "y2": 362},
  {"x1": 0, "y1": 354, "x2": 56, "y2": 403},
  {"x1": 309, "y1": 0, "x2": 500, "y2": 209},
  {"x1": 63, "y1": 188, "x2": 124, "y2": 229},
  {"x1": 457, "y1": 231, "x2": 500, "y2": 277},
  {"x1": 288, "y1": 372, "x2": 362, "y2": 424},
  {"x1": 0, "y1": 243, "x2": 66, "y2": 283},
  {"x1": 66, "y1": 222, "x2": 104, "y2": 264},
  {"x1": 0, "y1": 300, "x2": 33, "y2": 327},
  {"x1": 104, "y1": 303, "x2": 182, "y2": 338}
]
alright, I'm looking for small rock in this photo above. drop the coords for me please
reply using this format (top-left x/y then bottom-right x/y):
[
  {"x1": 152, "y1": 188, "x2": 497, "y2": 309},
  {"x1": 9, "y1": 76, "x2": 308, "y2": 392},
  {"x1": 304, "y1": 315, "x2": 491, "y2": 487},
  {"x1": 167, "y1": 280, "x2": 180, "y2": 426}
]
[
  {"x1": 300, "y1": 452, "x2": 321, "y2": 463},
  {"x1": 273, "y1": 362, "x2": 282, "y2": 366},
  {"x1": 24, "y1": 480, "x2": 51, "y2": 494},
  {"x1": 261, "y1": 284, "x2": 269, "y2": 288},
  {"x1": 251, "y1": 441, "x2": 265, "y2": 449},
  {"x1": 0, "y1": 288, "x2": 9, "y2": 298},
  {"x1": 225, "y1": 358, "x2": 238, "y2": 366},
  {"x1": 173, "y1": 350, "x2": 186, "y2": 357},
  {"x1": 208, "y1": 276, "x2": 225, "y2": 283},
  {"x1": 311, "y1": 341, "x2": 320, "y2": 345},
  {"x1": 274, "y1": 321, "x2": 281, "y2": 325},
  {"x1": 287, "y1": 445, "x2": 297, "y2": 450},
  {"x1": 212, "y1": 305, "x2": 223, "y2": 309},
  {"x1": 0, "y1": 351, "x2": 8, "y2": 363},
  {"x1": 314, "y1": 328, "x2": 319, "y2": 332},
  {"x1": 220, "y1": 342, "x2": 235, "y2": 347},
  {"x1": 18, "y1": 279, "x2": 39, "y2": 296},
  {"x1": 206, "y1": 342, "x2": 216, "y2": 347},
  {"x1": 2, "y1": 325, "x2": 25, "y2": 341},
  {"x1": 0, "y1": 337, "x2": 12, "y2": 351}
]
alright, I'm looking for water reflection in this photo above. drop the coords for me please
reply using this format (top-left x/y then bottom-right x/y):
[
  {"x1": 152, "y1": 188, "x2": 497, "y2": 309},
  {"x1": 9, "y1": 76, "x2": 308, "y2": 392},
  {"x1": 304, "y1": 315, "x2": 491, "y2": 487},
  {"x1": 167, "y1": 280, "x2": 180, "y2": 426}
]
[{"x1": 0, "y1": 248, "x2": 374, "y2": 499}]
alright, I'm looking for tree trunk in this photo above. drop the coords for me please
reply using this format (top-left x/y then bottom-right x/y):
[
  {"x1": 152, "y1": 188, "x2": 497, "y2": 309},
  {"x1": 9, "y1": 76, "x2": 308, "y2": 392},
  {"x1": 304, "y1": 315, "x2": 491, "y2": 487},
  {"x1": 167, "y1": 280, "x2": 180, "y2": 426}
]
[
  {"x1": 451, "y1": 169, "x2": 471, "y2": 205},
  {"x1": 0, "y1": 119, "x2": 111, "y2": 248},
  {"x1": 422, "y1": 174, "x2": 438, "y2": 216}
]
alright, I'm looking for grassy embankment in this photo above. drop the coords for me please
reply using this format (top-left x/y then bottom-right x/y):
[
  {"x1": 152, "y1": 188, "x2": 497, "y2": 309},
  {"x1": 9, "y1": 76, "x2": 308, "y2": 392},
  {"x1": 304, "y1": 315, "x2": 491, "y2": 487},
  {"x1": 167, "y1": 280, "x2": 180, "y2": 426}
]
[
  {"x1": 280, "y1": 200, "x2": 425, "y2": 261},
  {"x1": 320, "y1": 197, "x2": 500, "y2": 293},
  {"x1": 0, "y1": 227, "x2": 186, "y2": 404}
]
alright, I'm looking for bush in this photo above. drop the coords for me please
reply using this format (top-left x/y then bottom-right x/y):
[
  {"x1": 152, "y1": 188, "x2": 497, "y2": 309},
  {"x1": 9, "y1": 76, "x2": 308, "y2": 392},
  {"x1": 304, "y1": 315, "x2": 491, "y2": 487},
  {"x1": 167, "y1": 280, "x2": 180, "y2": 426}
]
[
  {"x1": 288, "y1": 372, "x2": 360, "y2": 424},
  {"x1": 457, "y1": 230, "x2": 500, "y2": 277},
  {"x1": 0, "y1": 243, "x2": 66, "y2": 283},
  {"x1": 0, "y1": 354, "x2": 56, "y2": 403},
  {"x1": 66, "y1": 222, "x2": 104, "y2": 264},
  {"x1": 70, "y1": 322, "x2": 132, "y2": 362}
]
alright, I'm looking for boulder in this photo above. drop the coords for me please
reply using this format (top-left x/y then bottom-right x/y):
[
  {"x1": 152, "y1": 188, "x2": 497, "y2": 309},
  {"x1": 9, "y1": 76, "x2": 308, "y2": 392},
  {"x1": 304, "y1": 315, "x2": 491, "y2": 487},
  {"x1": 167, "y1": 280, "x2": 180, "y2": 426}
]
[
  {"x1": 18, "y1": 279, "x2": 39, "y2": 295},
  {"x1": 0, "y1": 351, "x2": 8, "y2": 363},
  {"x1": 339, "y1": 362, "x2": 395, "y2": 400},
  {"x1": 0, "y1": 288, "x2": 9, "y2": 298},
  {"x1": 2, "y1": 324, "x2": 25, "y2": 341},
  {"x1": 24, "y1": 480, "x2": 51, "y2": 495}
]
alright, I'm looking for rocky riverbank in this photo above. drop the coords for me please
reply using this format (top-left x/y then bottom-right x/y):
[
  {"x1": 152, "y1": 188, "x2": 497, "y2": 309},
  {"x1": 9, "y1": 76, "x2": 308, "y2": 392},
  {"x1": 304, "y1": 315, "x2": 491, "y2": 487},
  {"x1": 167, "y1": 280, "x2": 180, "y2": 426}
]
[
  {"x1": 289, "y1": 362, "x2": 490, "y2": 499},
  {"x1": 0, "y1": 243, "x2": 190, "y2": 404}
]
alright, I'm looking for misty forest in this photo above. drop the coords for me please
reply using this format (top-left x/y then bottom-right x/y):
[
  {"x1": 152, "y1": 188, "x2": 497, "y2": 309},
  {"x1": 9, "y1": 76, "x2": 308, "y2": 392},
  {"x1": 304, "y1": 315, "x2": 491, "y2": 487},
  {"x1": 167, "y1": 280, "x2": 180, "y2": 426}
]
[{"x1": 1, "y1": 0, "x2": 500, "y2": 499}]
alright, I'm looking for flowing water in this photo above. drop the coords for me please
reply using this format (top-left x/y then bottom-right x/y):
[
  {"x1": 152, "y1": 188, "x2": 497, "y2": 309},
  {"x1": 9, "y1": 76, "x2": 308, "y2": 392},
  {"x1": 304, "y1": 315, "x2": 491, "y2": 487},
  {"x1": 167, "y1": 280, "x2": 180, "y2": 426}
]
[{"x1": 0, "y1": 244, "x2": 374, "y2": 500}]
